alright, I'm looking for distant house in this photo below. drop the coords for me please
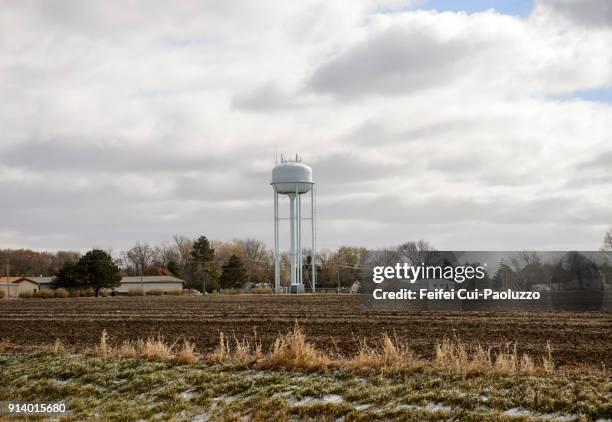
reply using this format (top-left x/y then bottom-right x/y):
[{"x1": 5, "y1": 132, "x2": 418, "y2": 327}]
[
  {"x1": 0, "y1": 277, "x2": 41, "y2": 297},
  {"x1": 28, "y1": 276, "x2": 54, "y2": 291},
  {"x1": 115, "y1": 276, "x2": 184, "y2": 294}
]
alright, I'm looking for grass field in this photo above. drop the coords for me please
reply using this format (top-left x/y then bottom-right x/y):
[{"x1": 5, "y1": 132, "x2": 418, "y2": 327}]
[
  {"x1": 0, "y1": 330, "x2": 610, "y2": 421},
  {"x1": 0, "y1": 296, "x2": 610, "y2": 421}
]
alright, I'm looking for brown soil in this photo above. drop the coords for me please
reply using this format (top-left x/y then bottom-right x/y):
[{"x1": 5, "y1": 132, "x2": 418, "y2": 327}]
[{"x1": 0, "y1": 295, "x2": 610, "y2": 366}]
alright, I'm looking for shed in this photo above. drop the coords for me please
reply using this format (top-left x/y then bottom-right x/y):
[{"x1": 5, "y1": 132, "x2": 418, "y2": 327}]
[{"x1": 116, "y1": 276, "x2": 184, "y2": 294}]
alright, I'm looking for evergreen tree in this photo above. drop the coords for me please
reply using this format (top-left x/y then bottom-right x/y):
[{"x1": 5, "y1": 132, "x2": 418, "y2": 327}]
[
  {"x1": 51, "y1": 261, "x2": 83, "y2": 289},
  {"x1": 167, "y1": 260, "x2": 182, "y2": 278},
  {"x1": 190, "y1": 236, "x2": 215, "y2": 292},
  {"x1": 492, "y1": 260, "x2": 513, "y2": 290},
  {"x1": 78, "y1": 249, "x2": 121, "y2": 297},
  {"x1": 220, "y1": 255, "x2": 247, "y2": 289}
]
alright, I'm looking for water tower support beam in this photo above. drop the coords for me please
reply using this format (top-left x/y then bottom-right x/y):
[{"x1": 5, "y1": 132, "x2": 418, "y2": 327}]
[
  {"x1": 289, "y1": 193, "x2": 296, "y2": 285},
  {"x1": 311, "y1": 185, "x2": 316, "y2": 293},
  {"x1": 298, "y1": 193, "x2": 302, "y2": 285},
  {"x1": 273, "y1": 189, "x2": 280, "y2": 292}
]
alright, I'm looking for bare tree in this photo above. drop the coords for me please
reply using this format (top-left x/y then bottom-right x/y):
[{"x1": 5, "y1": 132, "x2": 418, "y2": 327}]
[
  {"x1": 235, "y1": 238, "x2": 271, "y2": 285},
  {"x1": 397, "y1": 240, "x2": 438, "y2": 266},
  {"x1": 124, "y1": 242, "x2": 155, "y2": 277},
  {"x1": 602, "y1": 229, "x2": 612, "y2": 251},
  {"x1": 509, "y1": 251, "x2": 543, "y2": 289}
]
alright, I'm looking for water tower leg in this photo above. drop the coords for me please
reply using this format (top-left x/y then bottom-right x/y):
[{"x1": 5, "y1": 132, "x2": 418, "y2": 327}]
[
  {"x1": 289, "y1": 194, "x2": 296, "y2": 287},
  {"x1": 311, "y1": 186, "x2": 316, "y2": 293},
  {"x1": 274, "y1": 190, "x2": 281, "y2": 293},
  {"x1": 297, "y1": 193, "x2": 302, "y2": 285}
]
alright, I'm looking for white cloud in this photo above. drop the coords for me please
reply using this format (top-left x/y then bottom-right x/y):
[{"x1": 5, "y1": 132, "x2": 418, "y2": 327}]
[{"x1": 0, "y1": 0, "x2": 611, "y2": 251}]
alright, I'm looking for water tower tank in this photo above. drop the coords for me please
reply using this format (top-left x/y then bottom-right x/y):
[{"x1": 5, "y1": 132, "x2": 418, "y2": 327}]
[{"x1": 271, "y1": 162, "x2": 313, "y2": 194}]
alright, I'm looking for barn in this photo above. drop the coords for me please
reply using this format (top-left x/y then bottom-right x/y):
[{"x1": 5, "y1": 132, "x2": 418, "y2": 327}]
[
  {"x1": 114, "y1": 276, "x2": 184, "y2": 294},
  {"x1": 4, "y1": 275, "x2": 185, "y2": 296},
  {"x1": 0, "y1": 277, "x2": 41, "y2": 297}
]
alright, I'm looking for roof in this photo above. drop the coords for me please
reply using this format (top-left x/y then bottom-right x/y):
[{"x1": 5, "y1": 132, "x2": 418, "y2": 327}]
[
  {"x1": 20, "y1": 275, "x2": 185, "y2": 285},
  {"x1": 120, "y1": 276, "x2": 184, "y2": 284},
  {"x1": 28, "y1": 276, "x2": 54, "y2": 284},
  {"x1": 0, "y1": 277, "x2": 26, "y2": 283}
]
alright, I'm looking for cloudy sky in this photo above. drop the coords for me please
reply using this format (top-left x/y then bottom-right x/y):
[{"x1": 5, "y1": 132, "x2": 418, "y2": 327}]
[{"x1": 1, "y1": 0, "x2": 611, "y2": 252}]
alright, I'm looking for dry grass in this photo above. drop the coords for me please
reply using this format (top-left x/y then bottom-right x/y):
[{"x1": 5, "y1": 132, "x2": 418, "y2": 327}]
[
  {"x1": 92, "y1": 330, "x2": 197, "y2": 363},
  {"x1": 346, "y1": 334, "x2": 418, "y2": 373},
  {"x1": 95, "y1": 329, "x2": 112, "y2": 358},
  {"x1": 176, "y1": 340, "x2": 199, "y2": 364},
  {"x1": 433, "y1": 338, "x2": 555, "y2": 376},
  {"x1": 0, "y1": 338, "x2": 13, "y2": 352},
  {"x1": 259, "y1": 325, "x2": 330, "y2": 371},
  {"x1": 209, "y1": 332, "x2": 230, "y2": 363},
  {"x1": 52, "y1": 338, "x2": 65, "y2": 354},
  {"x1": 250, "y1": 288, "x2": 273, "y2": 294},
  {"x1": 166, "y1": 289, "x2": 182, "y2": 296},
  {"x1": 33, "y1": 290, "x2": 54, "y2": 298},
  {"x1": 80, "y1": 326, "x2": 573, "y2": 377},
  {"x1": 54, "y1": 288, "x2": 69, "y2": 298},
  {"x1": 127, "y1": 288, "x2": 144, "y2": 296}
]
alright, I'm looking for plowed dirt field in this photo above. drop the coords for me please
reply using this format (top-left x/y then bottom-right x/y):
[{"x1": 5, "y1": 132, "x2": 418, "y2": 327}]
[{"x1": 1, "y1": 295, "x2": 609, "y2": 366}]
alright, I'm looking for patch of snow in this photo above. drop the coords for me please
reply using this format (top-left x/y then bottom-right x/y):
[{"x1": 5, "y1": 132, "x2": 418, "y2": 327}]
[
  {"x1": 180, "y1": 388, "x2": 196, "y2": 400},
  {"x1": 425, "y1": 402, "x2": 453, "y2": 413},
  {"x1": 395, "y1": 402, "x2": 453, "y2": 414},
  {"x1": 212, "y1": 395, "x2": 235, "y2": 403},
  {"x1": 355, "y1": 404, "x2": 371, "y2": 410},
  {"x1": 291, "y1": 396, "x2": 317, "y2": 405},
  {"x1": 504, "y1": 408, "x2": 580, "y2": 421},
  {"x1": 290, "y1": 394, "x2": 344, "y2": 406},
  {"x1": 271, "y1": 391, "x2": 292, "y2": 399}
]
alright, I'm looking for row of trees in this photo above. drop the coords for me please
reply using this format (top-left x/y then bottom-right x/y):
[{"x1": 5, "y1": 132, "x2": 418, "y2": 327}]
[
  {"x1": 3, "y1": 229, "x2": 612, "y2": 294},
  {"x1": 0, "y1": 249, "x2": 80, "y2": 278}
]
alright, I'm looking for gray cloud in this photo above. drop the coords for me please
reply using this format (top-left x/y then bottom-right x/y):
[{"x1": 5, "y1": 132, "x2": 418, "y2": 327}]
[
  {"x1": 307, "y1": 26, "x2": 469, "y2": 97},
  {"x1": 232, "y1": 83, "x2": 297, "y2": 112},
  {"x1": 537, "y1": 0, "x2": 612, "y2": 28}
]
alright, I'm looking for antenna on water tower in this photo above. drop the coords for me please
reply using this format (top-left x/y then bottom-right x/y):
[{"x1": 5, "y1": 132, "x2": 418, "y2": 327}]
[{"x1": 271, "y1": 155, "x2": 316, "y2": 294}]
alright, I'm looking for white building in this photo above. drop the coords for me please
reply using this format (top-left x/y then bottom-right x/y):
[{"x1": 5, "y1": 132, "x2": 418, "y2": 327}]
[
  {"x1": 21, "y1": 275, "x2": 185, "y2": 295},
  {"x1": 114, "y1": 276, "x2": 184, "y2": 294}
]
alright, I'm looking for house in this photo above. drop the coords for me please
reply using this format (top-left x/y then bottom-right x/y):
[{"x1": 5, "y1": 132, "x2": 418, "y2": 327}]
[
  {"x1": 28, "y1": 276, "x2": 55, "y2": 291},
  {"x1": 115, "y1": 276, "x2": 184, "y2": 294},
  {"x1": 0, "y1": 277, "x2": 41, "y2": 297}
]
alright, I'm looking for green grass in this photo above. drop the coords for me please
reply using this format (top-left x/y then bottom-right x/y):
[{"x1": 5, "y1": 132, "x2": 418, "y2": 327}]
[{"x1": 0, "y1": 351, "x2": 610, "y2": 421}]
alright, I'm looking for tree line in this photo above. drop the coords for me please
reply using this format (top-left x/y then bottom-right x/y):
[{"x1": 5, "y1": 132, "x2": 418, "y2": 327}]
[{"x1": 2, "y1": 229, "x2": 612, "y2": 294}]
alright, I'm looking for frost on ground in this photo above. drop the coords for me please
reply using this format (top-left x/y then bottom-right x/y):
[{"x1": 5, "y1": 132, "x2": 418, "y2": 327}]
[{"x1": 0, "y1": 351, "x2": 609, "y2": 421}]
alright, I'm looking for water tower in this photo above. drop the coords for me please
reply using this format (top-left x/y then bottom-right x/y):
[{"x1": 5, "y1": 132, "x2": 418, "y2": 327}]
[{"x1": 271, "y1": 154, "x2": 316, "y2": 294}]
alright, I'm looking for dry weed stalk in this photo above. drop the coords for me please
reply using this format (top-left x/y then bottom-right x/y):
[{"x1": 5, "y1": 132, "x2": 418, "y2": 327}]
[
  {"x1": 95, "y1": 329, "x2": 111, "y2": 358},
  {"x1": 259, "y1": 325, "x2": 330, "y2": 371},
  {"x1": 85, "y1": 326, "x2": 576, "y2": 376},
  {"x1": 0, "y1": 338, "x2": 13, "y2": 352},
  {"x1": 210, "y1": 332, "x2": 230, "y2": 363},
  {"x1": 176, "y1": 341, "x2": 199, "y2": 364},
  {"x1": 52, "y1": 338, "x2": 65, "y2": 354}
]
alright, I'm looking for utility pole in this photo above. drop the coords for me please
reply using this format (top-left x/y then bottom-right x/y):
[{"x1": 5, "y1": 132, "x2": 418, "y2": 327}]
[
  {"x1": 336, "y1": 256, "x2": 340, "y2": 294},
  {"x1": 5, "y1": 255, "x2": 10, "y2": 298}
]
